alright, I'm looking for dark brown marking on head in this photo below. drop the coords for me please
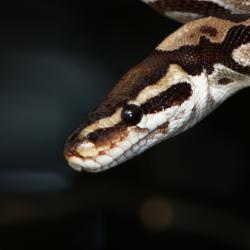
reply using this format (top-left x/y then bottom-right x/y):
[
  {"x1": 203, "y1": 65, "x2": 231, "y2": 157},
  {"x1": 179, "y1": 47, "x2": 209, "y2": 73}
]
[
  {"x1": 78, "y1": 25, "x2": 250, "y2": 128},
  {"x1": 142, "y1": 82, "x2": 192, "y2": 113},
  {"x1": 200, "y1": 26, "x2": 217, "y2": 37},
  {"x1": 147, "y1": 0, "x2": 250, "y2": 22},
  {"x1": 86, "y1": 123, "x2": 127, "y2": 144},
  {"x1": 218, "y1": 77, "x2": 234, "y2": 85}
]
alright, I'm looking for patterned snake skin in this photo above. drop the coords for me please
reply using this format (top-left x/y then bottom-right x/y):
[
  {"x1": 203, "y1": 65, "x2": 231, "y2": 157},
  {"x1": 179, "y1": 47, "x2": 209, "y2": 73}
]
[{"x1": 64, "y1": 0, "x2": 250, "y2": 173}]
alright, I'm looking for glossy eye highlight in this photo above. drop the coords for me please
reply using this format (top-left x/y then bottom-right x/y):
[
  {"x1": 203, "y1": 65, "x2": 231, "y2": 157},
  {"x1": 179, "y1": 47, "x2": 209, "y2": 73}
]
[{"x1": 121, "y1": 104, "x2": 143, "y2": 125}]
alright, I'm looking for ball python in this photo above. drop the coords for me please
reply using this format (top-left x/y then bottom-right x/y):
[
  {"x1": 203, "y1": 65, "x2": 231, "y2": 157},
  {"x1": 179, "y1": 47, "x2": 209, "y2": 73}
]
[{"x1": 64, "y1": 0, "x2": 250, "y2": 173}]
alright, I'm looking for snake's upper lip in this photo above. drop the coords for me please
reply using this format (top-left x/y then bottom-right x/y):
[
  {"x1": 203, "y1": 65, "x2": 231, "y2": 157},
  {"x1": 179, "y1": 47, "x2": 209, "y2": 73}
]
[{"x1": 64, "y1": 149, "x2": 80, "y2": 159}]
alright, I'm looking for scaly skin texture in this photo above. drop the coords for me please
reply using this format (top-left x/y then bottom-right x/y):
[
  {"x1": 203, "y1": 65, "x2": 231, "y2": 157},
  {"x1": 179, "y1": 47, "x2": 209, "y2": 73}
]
[{"x1": 64, "y1": 1, "x2": 250, "y2": 173}]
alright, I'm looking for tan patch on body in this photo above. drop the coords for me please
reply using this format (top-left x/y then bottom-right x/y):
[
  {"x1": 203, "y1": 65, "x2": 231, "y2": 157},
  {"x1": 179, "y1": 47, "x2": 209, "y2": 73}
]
[
  {"x1": 224, "y1": 0, "x2": 250, "y2": 11},
  {"x1": 232, "y1": 42, "x2": 250, "y2": 67},
  {"x1": 157, "y1": 17, "x2": 235, "y2": 51},
  {"x1": 157, "y1": 17, "x2": 250, "y2": 52}
]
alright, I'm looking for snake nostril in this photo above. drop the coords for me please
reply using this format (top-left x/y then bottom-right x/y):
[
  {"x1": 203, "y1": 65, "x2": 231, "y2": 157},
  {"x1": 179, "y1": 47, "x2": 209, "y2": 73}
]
[{"x1": 64, "y1": 130, "x2": 81, "y2": 156}]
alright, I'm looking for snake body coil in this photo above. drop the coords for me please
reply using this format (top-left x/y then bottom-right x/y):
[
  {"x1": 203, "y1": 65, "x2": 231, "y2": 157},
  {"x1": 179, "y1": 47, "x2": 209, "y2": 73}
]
[{"x1": 64, "y1": 0, "x2": 250, "y2": 173}]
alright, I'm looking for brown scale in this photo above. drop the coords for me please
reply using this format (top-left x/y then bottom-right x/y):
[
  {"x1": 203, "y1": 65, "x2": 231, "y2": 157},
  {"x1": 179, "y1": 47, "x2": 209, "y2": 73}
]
[{"x1": 200, "y1": 26, "x2": 218, "y2": 37}]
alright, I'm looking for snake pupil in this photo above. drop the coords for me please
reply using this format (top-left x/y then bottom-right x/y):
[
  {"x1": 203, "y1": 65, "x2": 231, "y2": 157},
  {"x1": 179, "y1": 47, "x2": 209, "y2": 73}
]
[{"x1": 121, "y1": 104, "x2": 143, "y2": 125}]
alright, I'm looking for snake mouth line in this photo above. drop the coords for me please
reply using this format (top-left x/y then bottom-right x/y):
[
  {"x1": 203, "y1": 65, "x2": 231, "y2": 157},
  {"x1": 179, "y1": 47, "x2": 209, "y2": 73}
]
[{"x1": 64, "y1": 119, "x2": 172, "y2": 173}]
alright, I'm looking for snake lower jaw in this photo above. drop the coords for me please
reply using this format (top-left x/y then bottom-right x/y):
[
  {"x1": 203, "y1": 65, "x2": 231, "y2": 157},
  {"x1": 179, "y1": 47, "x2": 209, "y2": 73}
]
[{"x1": 64, "y1": 128, "x2": 149, "y2": 173}]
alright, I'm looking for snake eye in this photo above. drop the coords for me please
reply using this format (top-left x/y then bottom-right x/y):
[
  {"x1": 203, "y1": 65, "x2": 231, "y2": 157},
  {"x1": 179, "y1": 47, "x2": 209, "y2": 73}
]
[{"x1": 121, "y1": 103, "x2": 143, "y2": 125}]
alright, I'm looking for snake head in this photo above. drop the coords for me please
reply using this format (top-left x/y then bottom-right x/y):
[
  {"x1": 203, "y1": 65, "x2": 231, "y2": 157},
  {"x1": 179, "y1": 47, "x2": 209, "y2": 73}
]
[
  {"x1": 64, "y1": 51, "x2": 196, "y2": 173},
  {"x1": 63, "y1": 0, "x2": 250, "y2": 173}
]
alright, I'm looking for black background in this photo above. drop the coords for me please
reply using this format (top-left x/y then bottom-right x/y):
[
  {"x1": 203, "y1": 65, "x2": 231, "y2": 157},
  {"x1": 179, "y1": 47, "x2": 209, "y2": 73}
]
[{"x1": 1, "y1": 1, "x2": 250, "y2": 249}]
